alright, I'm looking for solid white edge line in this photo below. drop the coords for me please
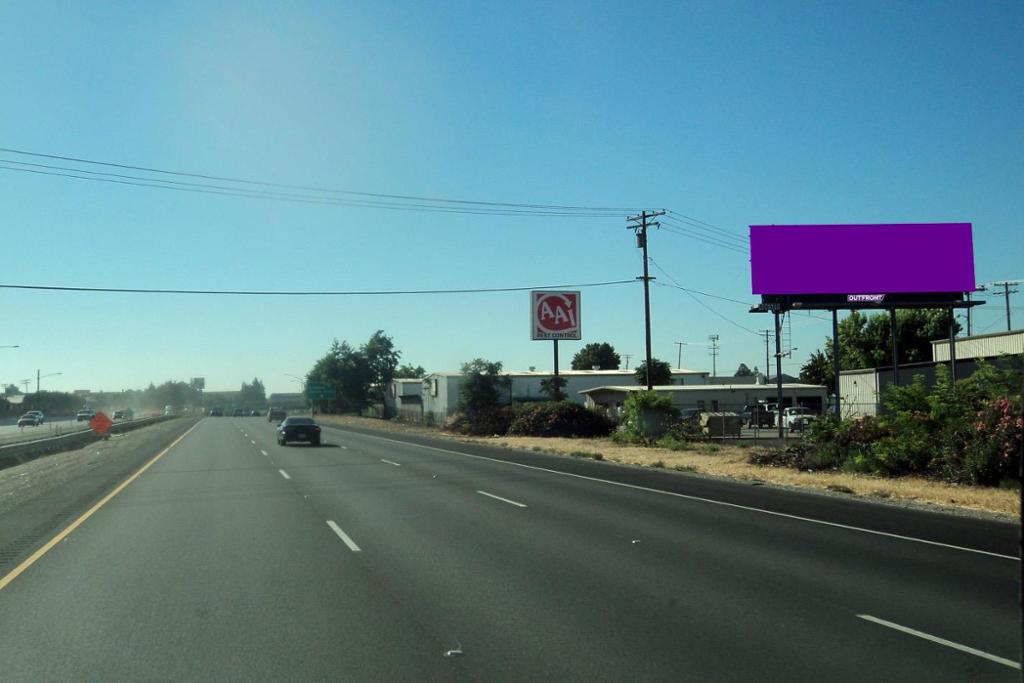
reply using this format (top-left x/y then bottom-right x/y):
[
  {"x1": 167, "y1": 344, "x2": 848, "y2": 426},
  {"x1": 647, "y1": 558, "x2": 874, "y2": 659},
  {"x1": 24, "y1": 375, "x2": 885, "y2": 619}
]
[
  {"x1": 477, "y1": 490, "x2": 528, "y2": 508},
  {"x1": 380, "y1": 459, "x2": 401, "y2": 467},
  {"x1": 857, "y1": 614, "x2": 1020, "y2": 669},
  {"x1": 326, "y1": 520, "x2": 361, "y2": 552},
  {"x1": 328, "y1": 428, "x2": 1017, "y2": 561},
  {"x1": 278, "y1": 469, "x2": 290, "y2": 480}
]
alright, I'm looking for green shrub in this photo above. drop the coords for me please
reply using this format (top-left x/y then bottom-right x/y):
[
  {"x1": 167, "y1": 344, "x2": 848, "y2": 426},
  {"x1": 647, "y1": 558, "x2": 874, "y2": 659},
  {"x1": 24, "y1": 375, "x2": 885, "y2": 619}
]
[
  {"x1": 506, "y1": 401, "x2": 615, "y2": 438},
  {"x1": 654, "y1": 434, "x2": 693, "y2": 451},
  {"x1": 618, "y1": 391, "x2": 679, "y2": 442},
  {"x1": 443, "y1": 407, "x2": 515, "y2": 436}
]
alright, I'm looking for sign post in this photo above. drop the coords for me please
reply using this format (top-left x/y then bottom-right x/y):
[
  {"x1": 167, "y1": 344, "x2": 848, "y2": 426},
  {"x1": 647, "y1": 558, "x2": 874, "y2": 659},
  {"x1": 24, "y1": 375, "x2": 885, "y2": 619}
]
[{"x1": 531, "y1": 291, "x2": 581, "y2": 399}]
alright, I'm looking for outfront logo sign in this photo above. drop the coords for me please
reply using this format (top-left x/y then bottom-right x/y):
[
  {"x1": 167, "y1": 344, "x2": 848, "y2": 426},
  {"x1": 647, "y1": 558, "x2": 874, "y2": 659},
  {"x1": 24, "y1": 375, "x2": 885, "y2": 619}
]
[
  {"x1": 531, "y1": 291, "x2": 581, "y2": 340},
  {"x1": 846, "y1": 294, "x2": 886, "y2": 303}
]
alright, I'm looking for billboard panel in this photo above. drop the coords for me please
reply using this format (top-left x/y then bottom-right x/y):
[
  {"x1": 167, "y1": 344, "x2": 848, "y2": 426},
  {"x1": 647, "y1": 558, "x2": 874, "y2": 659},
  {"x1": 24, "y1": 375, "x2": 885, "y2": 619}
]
[
  {"x1": 750, "y1": 223, "x2": 975, "y2": 295},
  {"x1": 531, "y1": 291, "x2": 581, "y2": 340}
]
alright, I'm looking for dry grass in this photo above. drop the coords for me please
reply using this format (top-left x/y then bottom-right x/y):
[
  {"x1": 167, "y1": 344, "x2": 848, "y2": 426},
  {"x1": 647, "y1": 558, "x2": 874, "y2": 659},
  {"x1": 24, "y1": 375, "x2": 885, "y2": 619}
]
[{"x1": 320, "y1": 415, "x2": 1019, "y2": 520}]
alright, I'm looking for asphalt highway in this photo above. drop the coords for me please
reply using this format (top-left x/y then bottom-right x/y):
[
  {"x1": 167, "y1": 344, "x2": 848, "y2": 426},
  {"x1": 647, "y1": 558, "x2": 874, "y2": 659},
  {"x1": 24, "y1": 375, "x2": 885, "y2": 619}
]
[{"x1": 0, "y1": 417, "x2": 1018, "y2": 681}]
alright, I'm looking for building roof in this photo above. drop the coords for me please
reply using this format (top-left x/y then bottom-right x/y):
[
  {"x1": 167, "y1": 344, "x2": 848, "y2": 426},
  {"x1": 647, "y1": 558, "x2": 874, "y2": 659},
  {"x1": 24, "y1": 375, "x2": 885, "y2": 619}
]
[
  {"x1": 930, "y1": 329, "x2": 1024, "y2": 345},
  {"x1": 579, "y1": 383, "x2": 826, "y2": 394},
  {"x1": 426, "y1": 368, "x2": 708, "y2": 378}
]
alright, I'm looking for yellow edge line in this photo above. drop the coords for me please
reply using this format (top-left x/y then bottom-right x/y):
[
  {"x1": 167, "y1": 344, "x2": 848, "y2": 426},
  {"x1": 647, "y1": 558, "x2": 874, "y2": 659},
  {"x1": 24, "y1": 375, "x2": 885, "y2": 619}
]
[{"x1": 0, "y1": 420, "x2": 202, "y2": 592}]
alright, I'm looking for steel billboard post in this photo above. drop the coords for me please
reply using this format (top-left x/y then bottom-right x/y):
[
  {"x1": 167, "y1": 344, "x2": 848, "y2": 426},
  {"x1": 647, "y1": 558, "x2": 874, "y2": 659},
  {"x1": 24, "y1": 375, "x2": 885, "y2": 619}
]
[
  {"x1": 948, "y1": 307, "x2": 957, "y2": 391},
  {"x1": 775, "y1": 311, "x2": 784, "y2": 438},
  {"x1": 890, "y1": 309, "x2": 900, "y2": 388},
  {"x1": 832, "y1": 310, "x2": 841, "y2": 418}
]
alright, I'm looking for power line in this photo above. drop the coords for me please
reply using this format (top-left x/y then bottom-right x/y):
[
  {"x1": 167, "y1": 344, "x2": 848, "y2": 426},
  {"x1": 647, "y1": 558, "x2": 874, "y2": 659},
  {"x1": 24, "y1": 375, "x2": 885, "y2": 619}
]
[
  {"x1": 0, "y1": 146, "x2": 640, "y2": 214},
  {"x1": 660, "y1": 225, "x2": 749, "y2": 255},
  {"x1": 0, "y1": 279, "x2": 637, "y2": 297},
  {"x1": 662, "y1": 215, "x2": 747, "y2": 246},
  {"x1": 0, "y1": 163, "x2": 626, "y2": 218},
  {"x1": 665, "y1": 210, "x2": 747, "y2": 242},
  {"x1": 647, "y1": 259, "x2": 761, "y2": 336}
]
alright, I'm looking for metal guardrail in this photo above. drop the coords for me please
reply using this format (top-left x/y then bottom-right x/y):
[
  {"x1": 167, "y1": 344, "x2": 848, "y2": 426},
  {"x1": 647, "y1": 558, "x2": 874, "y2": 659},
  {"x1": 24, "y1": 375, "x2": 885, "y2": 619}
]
[{"x1": 0, "y1": 416, "x2": 176, "y2": 472}]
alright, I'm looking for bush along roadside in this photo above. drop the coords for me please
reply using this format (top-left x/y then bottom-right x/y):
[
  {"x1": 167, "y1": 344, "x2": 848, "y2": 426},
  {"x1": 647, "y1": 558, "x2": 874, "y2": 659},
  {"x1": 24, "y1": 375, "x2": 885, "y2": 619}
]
[
  {"x1": 445, "y1": 401, "x2": 614, "y2": 438},
  {"x1": 611, "y1": 391, "x2": 679, "y2": 444},
  {"x1": 748, "y1": 361, "x2": 1023, "y2": 486}
]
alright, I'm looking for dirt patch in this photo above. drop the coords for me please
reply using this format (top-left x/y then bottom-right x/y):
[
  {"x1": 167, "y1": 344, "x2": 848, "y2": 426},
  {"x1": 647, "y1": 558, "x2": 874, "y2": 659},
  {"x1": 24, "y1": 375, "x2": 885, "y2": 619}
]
[{"x1": 321, "y1": 415, "x2": 1019, "y2": 520}]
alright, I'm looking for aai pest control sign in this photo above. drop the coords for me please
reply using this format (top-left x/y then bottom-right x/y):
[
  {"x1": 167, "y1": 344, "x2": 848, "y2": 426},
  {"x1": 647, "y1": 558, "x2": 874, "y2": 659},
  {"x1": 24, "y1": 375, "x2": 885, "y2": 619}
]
[{"x1": 531, "y1": 291, "x2": 581, "y2": 340}]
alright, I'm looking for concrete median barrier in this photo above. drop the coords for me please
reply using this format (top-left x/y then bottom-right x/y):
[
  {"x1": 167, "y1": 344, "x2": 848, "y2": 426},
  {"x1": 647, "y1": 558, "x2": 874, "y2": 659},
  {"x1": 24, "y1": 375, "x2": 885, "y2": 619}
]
[{"x1": 0, "y1": 416, "x2": 177, "y2": 471}]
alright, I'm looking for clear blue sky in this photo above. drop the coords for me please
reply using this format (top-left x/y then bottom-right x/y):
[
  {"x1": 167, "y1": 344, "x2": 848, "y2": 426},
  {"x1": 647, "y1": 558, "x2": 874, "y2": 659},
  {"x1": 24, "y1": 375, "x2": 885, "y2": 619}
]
[{"x1": 1, "y1": 1, "x2": 1021, "y2": 395}]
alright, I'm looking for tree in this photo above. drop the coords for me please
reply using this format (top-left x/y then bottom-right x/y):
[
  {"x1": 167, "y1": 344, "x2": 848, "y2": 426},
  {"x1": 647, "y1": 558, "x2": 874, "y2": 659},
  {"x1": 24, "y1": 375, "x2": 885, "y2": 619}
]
[
  {"x1": 539, "y1": 375, "x2": 568, "y2": 401},
  {"x1": 833, "y1": 309, "x2": 959, "y2": 370},
  {"x1": 634, "y1": 358, "x2": 673, "y2": 387},
  {"x1": 571, "y1": 342, "x2": 621, "y2": 370},
  {"x1": 4, "y1": 384, "x2": 21, "y2": 396},
  {"x1": 362, "y1": 330, "x2": 401, "y2": 406},
  {"x1": 799, "y1": 349, "x2": 834, "y2": 394},
  {"x1": 239, "y1": 377, "x2": 267, "y2": 408},
  {"x1": 457, "y1": 359, "x2": 511, "y2": 415},
  {"x1": 394, "y1": 364, "x2": 426, "y2": 379},
  {"x1": 734, "y1": 363, "x2": 753, "y2": 377}
]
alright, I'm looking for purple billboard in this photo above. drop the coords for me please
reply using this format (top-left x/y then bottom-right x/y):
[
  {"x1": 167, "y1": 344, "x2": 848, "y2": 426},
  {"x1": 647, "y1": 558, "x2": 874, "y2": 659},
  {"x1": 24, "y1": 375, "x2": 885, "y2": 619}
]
[{"x1": 750, "y1": 223, "x2": 975, "y2": 296}]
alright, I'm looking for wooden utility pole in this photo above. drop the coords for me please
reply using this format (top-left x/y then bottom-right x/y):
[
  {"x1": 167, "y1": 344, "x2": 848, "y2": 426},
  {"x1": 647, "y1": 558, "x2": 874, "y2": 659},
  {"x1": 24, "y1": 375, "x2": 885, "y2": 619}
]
[{"x1": 627, "y1": 210, "x2": 665, "y2": 390}]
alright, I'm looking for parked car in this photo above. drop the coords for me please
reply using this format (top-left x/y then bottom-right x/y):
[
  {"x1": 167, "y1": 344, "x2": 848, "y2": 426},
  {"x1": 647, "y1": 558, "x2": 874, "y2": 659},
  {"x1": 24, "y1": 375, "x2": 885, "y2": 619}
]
[
  {"x1": 782, "y1": 406, "x2": 817, "y2": 431},
  {"x1": 233, "y1": 408, "x2": 244, "y2": 417},
  {"x1": 209, "y1": 408, "x2": 224, "y2": 417},
  {"x1": 267, "y1": 407, "x2": 287, "y2": 422},
  {"x1": 277, "y1": 416, "x2": 321, "y2": 446},
  {"x1": 17, "y1": 413, "x2": 41, "y2": 427},
  {"x1": 743, "y1": 403, "x2": 775, "y2": 428},
  {"x1": 76, "y1": 409, "x2": 95, "y2": 422},
  {"x1": 249, "y1": 410, "x2": 260, "y2": 417},
  {"x1": 112, "y1": 409, "x2": 134, "y2": 420}
]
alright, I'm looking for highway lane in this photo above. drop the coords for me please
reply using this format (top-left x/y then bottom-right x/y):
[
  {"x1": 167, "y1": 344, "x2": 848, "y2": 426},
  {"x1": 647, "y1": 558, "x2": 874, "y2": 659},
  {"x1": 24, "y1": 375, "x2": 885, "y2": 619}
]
[{"x1": 0, "y1": 416, "x2": 1018, "y2": 681}]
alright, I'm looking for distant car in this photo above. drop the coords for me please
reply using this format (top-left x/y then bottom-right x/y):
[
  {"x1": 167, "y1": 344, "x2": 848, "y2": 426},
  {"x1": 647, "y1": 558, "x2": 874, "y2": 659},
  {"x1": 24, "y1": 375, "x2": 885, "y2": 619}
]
[
  {"x1": 17, "y1": 413, "x2": 41, "y2": 427},
  {"x1": 112, "y1": 409, "x2": 134, "y2": 420},
  {"x1": 233, "y1": 408, "x2": 244, "y2": 417},
  {"x1": 249, "y1": 410, "x2": 260, "y2": 417},
  {"x1": 783, "y1": 406, "x2": 817, "y2": 431},
  {"x1": 277, "y1": 416, "x2": 321, "y2": 446},
  {"x1": 76, "y1": 409, "x2": 95, "y2": 422},
  {"x1": 743, "y1": 404, "x2": 774, "y2": 428},
  {"x1": 163, "y1": 405, "x2": 178, "y2": 416},
  {"x1": 24, "y1": 410, "x2": 44, "y2": 425},
  {"x1": 209, "y1": 408, "x2": 224, "y2": 417},
  {"x1": 267, "y1": 407, "x2": 286, "y2": 422}
]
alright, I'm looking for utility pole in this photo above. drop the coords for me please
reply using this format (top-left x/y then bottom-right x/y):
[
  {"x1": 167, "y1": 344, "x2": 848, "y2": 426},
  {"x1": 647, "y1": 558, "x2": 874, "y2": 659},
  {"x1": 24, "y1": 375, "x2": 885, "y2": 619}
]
[
  {"x1": 674, "y1": 341, "x2": 685, "y2": 370},
  {"x1": 708, "y1": 334, "x2": 720, "y2": 378},
  {"x1": 759, "y1": 330, "x2": 772, "y2": 381},
  {"x1": 623, "y1": 354, "x2": 633, "y2": 370},
  {"x1": 992, "y1": 282, "x2": 1019, "y2": 332},
  {"x1": 627, "y1": 210, "x2": 665, "y2": 390}
]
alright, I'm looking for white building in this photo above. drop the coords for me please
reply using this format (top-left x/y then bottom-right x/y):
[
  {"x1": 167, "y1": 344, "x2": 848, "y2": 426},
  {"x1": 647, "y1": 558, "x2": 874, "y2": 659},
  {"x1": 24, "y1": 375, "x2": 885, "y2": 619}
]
[
  {"x1": 580, "y1": 383, "x2": 827, "y2": 417},
  {"x1": 415, "y1": 368, "x2": 709, "y2": 424},
  {"x1": 840, "y1": 329, "x2": 1023, "y2": 417}
]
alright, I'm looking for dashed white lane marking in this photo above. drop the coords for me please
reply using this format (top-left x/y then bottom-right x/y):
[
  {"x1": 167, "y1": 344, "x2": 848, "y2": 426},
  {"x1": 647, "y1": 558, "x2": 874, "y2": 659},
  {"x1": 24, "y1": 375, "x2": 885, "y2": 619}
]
[
  {"x1": 261, "y1": 450, "x2": 268, "y2": 456},
  {"x1": 381, "y1": 459, "x2": 401, "y2": 467},
  {"x1": 333, "y1": 430, "x2": 1015, "y2": 561},
  {"x1": 326, "y1": 521, "x2": 361, "y2": 552},
  {"x1": 250, "y1": 440, "x2": 256, "y2": 445},
  {"x1": 278, "y1": 469, "x2": 291, "y2": 480},
  {"x1": 856, "y1": 614, "x2": 1020, "y2": 669},
  {"x1": 476, "y1": 490, "x2": 527, "y2": 508}
]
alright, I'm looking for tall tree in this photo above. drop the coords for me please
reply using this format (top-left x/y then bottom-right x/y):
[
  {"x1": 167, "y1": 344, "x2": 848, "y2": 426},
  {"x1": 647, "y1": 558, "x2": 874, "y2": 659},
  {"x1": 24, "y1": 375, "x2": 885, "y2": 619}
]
[
  {"x1": 362, "y1": 330, "x2": 401, "y2": 405},
  {"x1": 734, "y1": 363, "x2": 753, "y2": 377},
  {"x1": 458, "y1": 359, "x2": 511, "y2": 415},
  {"x1": 394, "y1": 364, "x2": 426, "y2": 379},
  {"x1": 634, "y1": 358, "x2": 673, "y2": 387},
  {"x1": 571, "y1": 342, "x2": 621, "y2": 370},
  {"x1": 799, "y1": 349, "x2": 834, "y2": 393}
]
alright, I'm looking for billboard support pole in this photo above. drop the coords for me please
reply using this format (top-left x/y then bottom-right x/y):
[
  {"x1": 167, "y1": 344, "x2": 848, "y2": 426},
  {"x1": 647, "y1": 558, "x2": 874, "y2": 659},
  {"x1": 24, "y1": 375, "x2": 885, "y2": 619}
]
[
  {"x1": 832, "y1": 310, "x2": 841, "y2": 419},
  {"x1": 948, "y1": 307, "x2": 957, "y2": 391},
  {"x1": 890, "y1": 309, "x2": 900, "y2": 388},
  {"x1": 775, "y1": 311, "x2": 784, "y2": 438},
  {"x1": 553, "y1": 339, "x2": 559, "y2": 378}
]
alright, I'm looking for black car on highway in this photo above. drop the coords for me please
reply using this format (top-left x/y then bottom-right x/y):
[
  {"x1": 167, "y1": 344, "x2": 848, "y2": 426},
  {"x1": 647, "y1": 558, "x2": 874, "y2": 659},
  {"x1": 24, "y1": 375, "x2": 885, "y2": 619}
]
[{"x1": 277, "y1": 416, "x2": 321, "y2": 447}]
